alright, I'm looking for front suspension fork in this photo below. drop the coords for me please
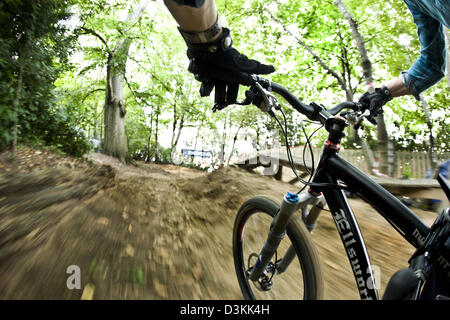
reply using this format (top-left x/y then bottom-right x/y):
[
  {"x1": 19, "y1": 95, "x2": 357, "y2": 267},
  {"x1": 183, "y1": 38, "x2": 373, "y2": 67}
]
[
  {"x1": 248, "y1": 191, "x2": 322, "y2": 281},
  {"x1": 276, "y1": 195, "x2": 325, "y2": 274}
]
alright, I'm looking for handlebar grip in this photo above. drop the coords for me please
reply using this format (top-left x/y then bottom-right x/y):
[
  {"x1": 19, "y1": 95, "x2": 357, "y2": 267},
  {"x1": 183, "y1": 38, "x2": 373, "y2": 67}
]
[
  {"x1": 270, "y1": 82, "x2": 317, "y2": 119},
  {"x1": 327, "y1": 102, "x2": 360, "y2": 116}
]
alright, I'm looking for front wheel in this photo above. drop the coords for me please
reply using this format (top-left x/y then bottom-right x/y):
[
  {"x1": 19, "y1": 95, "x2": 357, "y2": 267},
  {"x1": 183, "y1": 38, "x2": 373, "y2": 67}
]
[{"x1": 233, "y1": 196, "x2": 323, "y2": 300}]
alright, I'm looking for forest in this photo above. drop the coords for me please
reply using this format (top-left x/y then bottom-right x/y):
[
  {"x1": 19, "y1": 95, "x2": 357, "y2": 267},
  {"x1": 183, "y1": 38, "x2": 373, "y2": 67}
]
[{"x1": 1, "y1": 0, "x2": 449, "y2": 175}]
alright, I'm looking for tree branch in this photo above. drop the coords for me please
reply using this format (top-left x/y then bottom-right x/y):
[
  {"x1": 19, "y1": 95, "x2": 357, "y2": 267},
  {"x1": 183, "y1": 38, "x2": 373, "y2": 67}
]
[
  {"x1": 79, "y1": 26, "x2": 112, "y2": 54},
  {"x1": 334, "y1": 0, "x2": 373, "y2": 84},
  {"x1": 123, "y1": 73, "x2": 164, "y2": 107},
  {"x1": 267, "y1": 11, "x2": 347, "y2": 92},
  {"x1": 82, "y1": 88, "x2": 106, "y2": 102}
]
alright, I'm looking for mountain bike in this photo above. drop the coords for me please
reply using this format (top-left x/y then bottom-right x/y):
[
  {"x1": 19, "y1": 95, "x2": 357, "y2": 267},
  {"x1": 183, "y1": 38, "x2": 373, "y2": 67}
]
[{"x1": 227, "y1": 76, "x2": 450, "y2": 300}]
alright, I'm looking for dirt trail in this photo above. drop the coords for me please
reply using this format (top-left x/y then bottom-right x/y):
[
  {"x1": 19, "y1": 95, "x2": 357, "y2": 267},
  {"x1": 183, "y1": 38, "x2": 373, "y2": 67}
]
[{"x1": 0, "y1": 147, "x2": 438, "y2": 299}]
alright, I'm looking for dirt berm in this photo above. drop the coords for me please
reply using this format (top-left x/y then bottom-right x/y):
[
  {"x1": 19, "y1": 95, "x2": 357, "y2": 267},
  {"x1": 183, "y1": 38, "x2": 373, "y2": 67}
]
[{"x1": 0, "y1": 149, "x2": 437, "y2": 299}]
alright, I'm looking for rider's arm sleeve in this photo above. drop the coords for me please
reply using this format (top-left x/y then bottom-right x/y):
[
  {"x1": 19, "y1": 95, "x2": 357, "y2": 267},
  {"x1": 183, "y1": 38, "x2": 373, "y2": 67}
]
[{"x1": 402, "y1": 0, "x2": 446, "y2": 100}]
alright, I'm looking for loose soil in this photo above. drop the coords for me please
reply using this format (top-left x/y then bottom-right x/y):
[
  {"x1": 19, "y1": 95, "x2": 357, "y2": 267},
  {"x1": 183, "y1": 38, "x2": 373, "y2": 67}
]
[{"x1": 0, "y1": 146, "x2": 437, "y2": 299}]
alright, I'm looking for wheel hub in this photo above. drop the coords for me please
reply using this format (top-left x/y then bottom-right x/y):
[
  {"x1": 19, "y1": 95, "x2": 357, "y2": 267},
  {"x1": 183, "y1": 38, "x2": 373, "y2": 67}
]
[{"x1": 247, "y1": 253, "x2": 277, "y2": 291}]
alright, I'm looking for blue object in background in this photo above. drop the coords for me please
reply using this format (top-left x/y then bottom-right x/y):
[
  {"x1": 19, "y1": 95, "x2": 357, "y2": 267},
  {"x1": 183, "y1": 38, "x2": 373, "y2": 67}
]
[
  {"x1": 427, "y1": 159, "x2": 450, "y2": 212},
  {"x1": 438, "y1": 160, "x2": 450, "y2": 179}
]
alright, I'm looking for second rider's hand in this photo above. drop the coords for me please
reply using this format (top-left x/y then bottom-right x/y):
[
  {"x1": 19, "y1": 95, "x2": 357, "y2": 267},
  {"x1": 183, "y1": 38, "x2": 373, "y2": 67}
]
[
  {"x1": 358, "y1": 86, "x2": 393, "y2": 124},
  {"x1": 185, "y1": 28, "x2": 275, "y2": 110}
]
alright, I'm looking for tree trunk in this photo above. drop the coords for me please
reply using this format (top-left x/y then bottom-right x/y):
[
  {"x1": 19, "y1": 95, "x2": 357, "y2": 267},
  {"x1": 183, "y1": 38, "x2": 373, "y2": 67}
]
[
  {"x1": 170, "y1": 103, "x2": 177, "y2": 150},
  {"x1": 376, "y1": 116, "x2": 391, "y2": 174},
  {"x1": 154, "y1": 110, "x2": 160, "y2": 163},
  {"x1": 146, "y1": 112, "x2": 153, "y2": 163},
  {"x1": 420, "y1": 94, "x2": 437, "y2": 172},
  {"x1": 220, "y1": 113, "x2": 229, "y2": 165},
  {"x1": 335, "y1": 0, "x2": 395, "y2": 175},
  {"x1": 227, "y1": 124, "x2": 241, "y2": 166},
  {"x1": 102, "y1": 0, "x2": 148, "y2": 162},
  {"x1": 12, "y1": 61, "x2": 24, "y2": 155},
  {"x1": 172, "y1": 118, "x2": 183, "y2": 152},
  {"x1": 191, "y1": 119, "x2": 203, "y2": 163},
  {"x1": 93, "y1": 101, "x2": 102, "y2": 140},
  {"x1": 170, "y1": 103, "x2": 184, "y2": 162},
  {"x1": 193, "y1": 120, "x2": 203, "y2": 150},
  {"x1": 100, "y1": 106, "x2": 104, "y2": 146},
  {"x1": 353, "y1": 131, "x2": 375, "y2": 171},
  {"x1": 445, "y1": 28, "x2": 450, "y2": 90},
  {"x1": 334, "y1": 0, "x2": 372, "y2": 83},
  {"x1": 103, "y1": 62, "x2": 128, "y2": 162},
  {"x1": 93, "y1": 114, "x2": 98, "y2": 140}
]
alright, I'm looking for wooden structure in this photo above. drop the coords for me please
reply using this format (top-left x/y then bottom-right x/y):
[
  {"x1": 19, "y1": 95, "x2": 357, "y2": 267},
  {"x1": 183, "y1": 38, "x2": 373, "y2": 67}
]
[
  {"x1": 287, "y1": 147, "x2": 450, "y2": 179},
  {"x1": 236, "y1": 150, "x2": 449, "y2": 205}
]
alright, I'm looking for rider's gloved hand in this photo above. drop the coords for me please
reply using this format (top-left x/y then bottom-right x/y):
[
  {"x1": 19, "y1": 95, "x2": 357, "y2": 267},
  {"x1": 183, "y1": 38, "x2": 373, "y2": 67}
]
[
  {"x1": 182, "y1": 27, "x2": 275, "y2": 110},
  {"x1": 358, "y1": 85, "x2": 392, "y2": 124}
]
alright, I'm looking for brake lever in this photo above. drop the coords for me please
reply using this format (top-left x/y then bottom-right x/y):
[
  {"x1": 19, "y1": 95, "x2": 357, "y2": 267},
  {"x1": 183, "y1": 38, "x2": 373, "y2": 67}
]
[
  {"x1": 254, "y1": 82, "x2": 281, "y2": 113},
  {"x1": 211, "y1": 94, "x2": 253, "y2": 113},
  {"x1": 211, "y1": 76, "x2": 276, "y2": 113},
  {"x1": 211, "y1": 93, "x2": 255, "y2": 113},
  {"x1": 359, "y1": 110, "x2": 371, "y2": 123},
  {"x1": 342, "y1": 108, "x2": 370, "y2": 130}
]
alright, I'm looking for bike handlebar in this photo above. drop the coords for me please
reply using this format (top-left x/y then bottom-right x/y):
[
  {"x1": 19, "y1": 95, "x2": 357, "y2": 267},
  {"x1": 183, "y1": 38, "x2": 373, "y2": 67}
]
[
  {"x1": 270, "y1": 82, "x2": 317, "y2": 119},
  {"x1": 251, "y1": 76, "x2": 361, "y2": 124}
]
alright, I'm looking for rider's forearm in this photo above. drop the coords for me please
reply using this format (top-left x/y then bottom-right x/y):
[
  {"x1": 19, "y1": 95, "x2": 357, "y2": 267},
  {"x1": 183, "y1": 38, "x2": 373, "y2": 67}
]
[
  {"x1": 385, "y1": 77, "x2": 412, "y2": 98},
  {"x1": 164, "y1": 0, "x2": 219, "y2": 32}
]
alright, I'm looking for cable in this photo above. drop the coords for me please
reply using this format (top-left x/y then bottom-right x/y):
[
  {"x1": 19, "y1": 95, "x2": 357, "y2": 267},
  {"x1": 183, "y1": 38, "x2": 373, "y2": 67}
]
[
  {"x1": 273, "y1": 112, "x2": 311, "y2": 186},
  {"x1": 273, "y1": 113, "x2": 302, "y2": 181},
  {"x1": 271, "y1": 109, "x2": 345, "y2": 192},
  {"x1": 299, "y1": 122, "x2": 322, "y2": 193},
  {"x1": 280, "y1": 109, "x2": 313, "y2": 192},
  {"x1": 301, "y1": 121, "x2": 321, "y2": 176}
]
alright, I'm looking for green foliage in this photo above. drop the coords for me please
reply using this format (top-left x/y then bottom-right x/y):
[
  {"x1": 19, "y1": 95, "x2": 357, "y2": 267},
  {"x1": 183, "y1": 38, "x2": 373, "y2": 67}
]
[
  {"x1": 217, "y1": 0, "x2": 449, "y2": 153},
  {"x1": 156, "y1": 145, "x2": 173, "y2": 164},
  {"x1": 42, "y1": 114, "x2": 92, "y2": 157},
  {"x1": 2, "y1": 0, "x2": 448, "y2": 163},
  {"x1": 401, "y1": 163, "x2": 413, "y2": 179},
  {"x1": 0, "y1": 0, "x2": 91, "y2": 156},
  {"x1": 128, "y1": 137, "x2": 148, "y2": 160}
]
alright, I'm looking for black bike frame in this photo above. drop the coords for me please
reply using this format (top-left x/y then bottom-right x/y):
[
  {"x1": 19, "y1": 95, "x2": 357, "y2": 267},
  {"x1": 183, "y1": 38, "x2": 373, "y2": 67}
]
[
  {"x1": 241, "y1": 77, "x2": 435, "y2": 300},
  {"x1": 311, "y1": 146, "x2": 430, "y2": 300}
]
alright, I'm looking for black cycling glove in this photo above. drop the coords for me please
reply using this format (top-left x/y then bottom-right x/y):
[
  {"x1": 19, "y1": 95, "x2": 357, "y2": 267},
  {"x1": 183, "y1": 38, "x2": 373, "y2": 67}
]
[
  {"x1": 358, "y1": 85, "x2": 392, "y2": 124},
  {"x1": 183, "y1": 28, "x2": 275, "y2": 110}
]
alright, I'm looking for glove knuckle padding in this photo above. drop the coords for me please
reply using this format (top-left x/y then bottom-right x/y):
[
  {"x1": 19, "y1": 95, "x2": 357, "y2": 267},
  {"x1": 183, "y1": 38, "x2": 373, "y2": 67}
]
[
  {"x1": 232, "y1": 54, "x2": 259, "y2": 72},
  {"x1": 184, "y1": 27, "x2": 275, "y2": 107}
]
